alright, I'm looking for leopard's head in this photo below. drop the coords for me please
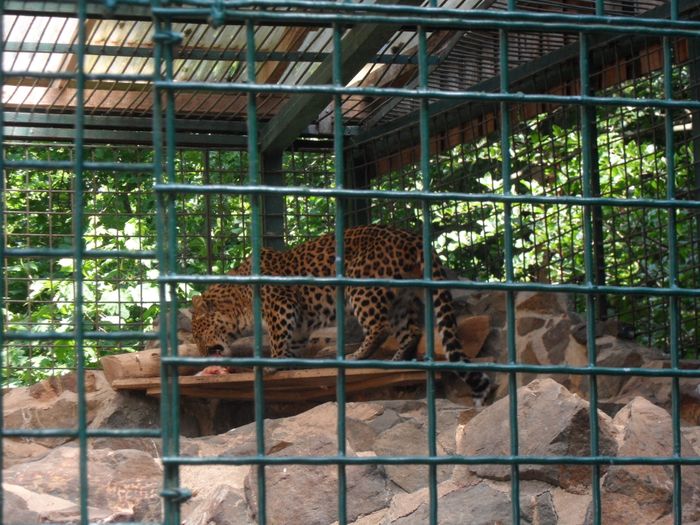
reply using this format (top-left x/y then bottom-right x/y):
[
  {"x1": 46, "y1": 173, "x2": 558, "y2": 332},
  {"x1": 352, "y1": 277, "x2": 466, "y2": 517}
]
[{"x1": 191, "y1": 286, "x2": 250, "y2": 357}]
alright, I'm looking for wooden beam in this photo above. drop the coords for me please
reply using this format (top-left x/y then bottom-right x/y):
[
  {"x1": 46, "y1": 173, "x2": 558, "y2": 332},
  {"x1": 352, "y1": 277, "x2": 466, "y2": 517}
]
[
  {"x1": 260, "y1": 0, "x2": 419, "y2": 155},
  {"x1": 112, "y1": 367, "x2": 429, "y2": 402}
]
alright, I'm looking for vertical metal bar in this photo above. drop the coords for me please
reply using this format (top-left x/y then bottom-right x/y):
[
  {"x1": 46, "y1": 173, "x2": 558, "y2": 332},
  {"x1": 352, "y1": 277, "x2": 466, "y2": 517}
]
[
  {"x1": 689, "y1": 38, "x2": 700, "y2": 281},
  {"x1": 500, "y1": 2, "x2": 520, "y2": 520},
  {"x1": 151, "y1": 4, "x2": 180, "y2": 524},
  {"x1": 0, "y1": 5, "x2": 6, "y2": 520},
  {"x1": 246, "y1": 19, "x2": 267, "y2": 525},
  {"x1": 580, "y1": 34, "x2": 602, "y2": 525},
  {"x1": 663, "y1": 3, "x2": 682, "y2": 520},
  {"x1": 332, "y1": 19, "x2": 347, "y2": 525},
  {"x1": 74, "y1": 2, "x2": 89, "y2": 522},
  {"x1": 591, "y1": 0, "x2": 607, "y2": 322},
  {"x1": 163, "y1": 14, "x2": 182, "y2": 525},
  {"x1": 417, "y1": 19, "x2": 438, "y2": 525},
  {"x1": 204, "y1": 150, "x2": 214, "y2": 274}
]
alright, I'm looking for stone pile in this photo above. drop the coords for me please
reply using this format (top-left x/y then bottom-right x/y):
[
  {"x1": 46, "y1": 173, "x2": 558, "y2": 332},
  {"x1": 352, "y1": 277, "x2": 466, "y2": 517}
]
[
  {"x1": 4, "y1": 377, "x2": 699, "y2": 524},
  {"x1": 3, "y1": 290, "x2": 700, "y2": 524}
]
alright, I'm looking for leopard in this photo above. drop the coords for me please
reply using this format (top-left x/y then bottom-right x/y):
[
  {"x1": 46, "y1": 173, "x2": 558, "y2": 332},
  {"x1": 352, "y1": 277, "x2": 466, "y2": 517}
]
[{"x1": 191, "y1": 225, "x2": 491, "y2": 401}]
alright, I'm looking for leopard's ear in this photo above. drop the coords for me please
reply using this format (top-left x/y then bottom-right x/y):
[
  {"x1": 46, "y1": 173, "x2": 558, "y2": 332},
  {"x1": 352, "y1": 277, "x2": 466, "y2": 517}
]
[{"x1": 192, "y1": 295, "x2": 209, "y2": 313}]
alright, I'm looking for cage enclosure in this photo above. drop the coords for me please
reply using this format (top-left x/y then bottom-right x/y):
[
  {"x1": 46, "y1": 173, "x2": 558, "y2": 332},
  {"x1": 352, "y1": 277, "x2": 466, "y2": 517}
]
[{"x1": 2, "y1": 1, "x2": 700, "y2": 524}]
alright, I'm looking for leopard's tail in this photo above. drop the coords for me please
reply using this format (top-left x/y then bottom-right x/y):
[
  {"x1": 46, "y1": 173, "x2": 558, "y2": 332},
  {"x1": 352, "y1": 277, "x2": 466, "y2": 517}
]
[{"x1": 427, "y1": 254, "x2": 492, "y2": 403}]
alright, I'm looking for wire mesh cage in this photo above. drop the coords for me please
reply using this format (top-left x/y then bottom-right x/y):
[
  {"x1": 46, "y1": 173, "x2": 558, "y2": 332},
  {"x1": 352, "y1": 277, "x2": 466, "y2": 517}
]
[{"x1": 2, "y1": 1, "x2": 700, "y2": 524}]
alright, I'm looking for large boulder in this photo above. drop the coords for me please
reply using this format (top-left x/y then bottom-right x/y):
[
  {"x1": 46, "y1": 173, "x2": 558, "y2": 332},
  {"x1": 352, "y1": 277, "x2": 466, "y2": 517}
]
[
  {"x1": 3, "y1": 446, "x2": 162, "y2": 523},
  {"x1": 454, "y1": 378, "x2": 618, "y2": 493},
  {"x1": 586, "y1": 397, "x2": 700, "y2": 524}
]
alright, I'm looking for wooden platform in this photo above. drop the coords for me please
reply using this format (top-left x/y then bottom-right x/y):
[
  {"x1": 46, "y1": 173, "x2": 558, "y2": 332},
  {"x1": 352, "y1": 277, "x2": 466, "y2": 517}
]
[{"x1": 111, "y1": 368, "x2": 430, "y2": 402}]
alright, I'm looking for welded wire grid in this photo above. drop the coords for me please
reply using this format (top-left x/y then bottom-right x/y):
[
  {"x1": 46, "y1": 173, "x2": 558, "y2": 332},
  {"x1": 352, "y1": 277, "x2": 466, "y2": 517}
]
[
  {"x1": 152, "y1": 1, "x2": 700, "y2": 525},
  {"x1": 1, "y1": 1, "x2": 699, "y2": 525}
]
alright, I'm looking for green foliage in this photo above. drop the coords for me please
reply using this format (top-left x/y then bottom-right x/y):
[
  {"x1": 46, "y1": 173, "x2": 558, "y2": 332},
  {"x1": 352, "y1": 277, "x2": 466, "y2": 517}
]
[{"x1": 3, "y1": 69, "x2": 698, "y2": 386}]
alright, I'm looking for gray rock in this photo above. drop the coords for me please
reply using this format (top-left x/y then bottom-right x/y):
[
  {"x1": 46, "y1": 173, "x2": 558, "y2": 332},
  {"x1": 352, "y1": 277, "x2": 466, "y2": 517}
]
[
  {"x1": 245, "y1": 439, "x2": 391, "y2": 525},
  {"x1": 2, "y1": 491, "x2": 41, "y2": 525},
  {"x1": 587, "y1": 397, "x2": 700, "y2": 523},
  {"x1": 389, "y1": 481, "x2": 558, "y2": 525},
  {"x1": 184, "y1": 484, "x2": 254, "y2": 525},
  {"x1": 454, "y1": 378, "x2": 618, "y2": 494},
  {"x1": 3, "y1": 445, "x2": 162, "y2": 519}
]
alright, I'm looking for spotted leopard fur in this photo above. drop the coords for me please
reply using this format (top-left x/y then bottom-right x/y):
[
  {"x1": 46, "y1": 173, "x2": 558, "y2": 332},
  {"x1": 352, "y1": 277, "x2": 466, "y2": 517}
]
[{"x1": 191, "y1": 225, "x2": 491, "y2": 400}]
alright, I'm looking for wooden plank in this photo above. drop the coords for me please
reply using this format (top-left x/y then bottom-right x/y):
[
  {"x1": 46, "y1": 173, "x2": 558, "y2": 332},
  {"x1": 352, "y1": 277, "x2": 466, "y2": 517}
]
[{"x1": 115, "y1": 366, "x2": 429, "y2": 401}]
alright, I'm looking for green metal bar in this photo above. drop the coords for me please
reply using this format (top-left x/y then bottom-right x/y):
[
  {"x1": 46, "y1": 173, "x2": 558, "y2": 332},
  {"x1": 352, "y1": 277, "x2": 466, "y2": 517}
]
[
  {"x1": 160, "y1": 274, "x2": 700, "y2": 299},
  {"x1": 150, "y1": 4, "x2": 182, "y2": 524},
  {"x1": 417, "y1": 21, "x2": 438, "y2": 525},
  {"x1": 160, "y1": 356, "x2": 700, "y2": 378},
  {"x1": 499, "y1": 2, "x2": 521, "y2": 520},
  {"x1": 154, "y1": 183, "x2": 700, "y2": 209},
  {"x1": 150, "y1": 5, "x2": 700, "y2": 37},
  {"x1": 163, "y1": 7, "x2": 184, "y2": 523},
  {"x1": 4, "y1": 248, "x2": 157, "y2": 259},
  {"x1": 4, "y1": 331, "x2": 158, "y2": 341},
  {"x1": 2, "y1": 40, "x2": 437, "y2": 65},
  {"x1": 580, "y1": 33, "x2": 602, "y2": 525},
  {"x1": 152, "y1": 80, "x2": 700, "y2": 110},
  {"x1": 0, "y1": 4, "x2": 5, "y2": 519},
  {"x1": 663, "y1": 3, "x2": 683, "y2": 519},
  {"x1": 73, "y1": 2, "x2": 90, "y2": 522},
  {"x1": 3, "y1": 428, "x2": 161, "y2": 438},
  {"x1": 4, "y1": 160, "x2": 154, "y2": 171},
  {"x1": 245, "y1": 18, "x2": 268, "y2": 525},
  {"x1": 332, "y1": 17, "x2": 348, "y2": 525},
  {"x1": 164, "y1": 454, "x2": 700, "y2": 467}
]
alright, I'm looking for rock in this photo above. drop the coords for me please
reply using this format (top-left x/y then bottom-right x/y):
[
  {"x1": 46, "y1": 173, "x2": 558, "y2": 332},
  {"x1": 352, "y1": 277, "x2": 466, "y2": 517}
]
[
  {"x1": 245, "y1": 439, "x2": 391, "y2": 525},
  {"x1": 593, "y1": 338, "x2": 645, "y2": 401},
  {"x1": 184, "y1": 484, "x2": 254, "y2": 525},
  {"x1": 2, "y1": 490, "x2": 41, "y2": 524},
  {"x1": 374, "y1": 419, "x2": 450, "y2": 493},
  {"x1": 459, "y1": 291, "x2": 507, "y2": 327},
  {"x1": 89, "y1": 390, "x2": 160, "y2": 430},
  {"x1": 2, "y1": 371, "x2": 114, "y2": 448},
  {"x1": 517, "y1": 316, "x2": 545, "y2": 335},
  {"x1": 614, "y1": 361, "x2": 700, "y2": 425},
  {"x1": 388, "y1": 480, "x2": 559, "y2": 525},
  {"x1": 3, "y1": 446, "x2": 162, "y2": 521},
  {"x1": 588, "y1": 397, "x2": 700, "y2": 523},
  {"x1": 516, "y1": 292, "x2": 568, "y2": 315},
  {"x1": 454, "y1": 378, "x2": 617, "y2": 493},
  {"x1": 2, "y1": 438, "x2": 51, "y2": 468}
]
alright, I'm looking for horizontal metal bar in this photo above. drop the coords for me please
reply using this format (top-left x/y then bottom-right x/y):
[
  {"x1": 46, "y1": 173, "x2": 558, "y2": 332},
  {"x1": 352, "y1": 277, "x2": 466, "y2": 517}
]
[
  {"x1": 3, "y1": 41, "x2": 436, "y2": 66},
  {"x1": 4, "y1": 248, "x2": 157, "y2": 259},
  {"x1": 180, "y1": 0, "x2": 699, "y2": 35},
  {"x1": 4, "y1": 160, "x2": 154, "y2": 171},
  {"x1": 4, "y1": 330, "x2": 158, "y2": 341},
  {"x1": 153, "y1": 80, "x2": 700, "y2": 111},
  {"x1": 2, "y1": 428, "x2": 161, "y2": 438},
  {"x1": 2, "y1": 70, "x2": 151, "y2": 83},
  {"x1": 4, "y1": 126, "x2": 249, "y2": 148},
  {"x1": 151, "y1": 7, "x2": 700, "y2": 38},
  {"x1": 160, "y1": 274, "x2": 700, "y2": 298},
  {"x1": 2, "y1": 0, "x2": 153, "y2": 20},
  {"x1": 164, "y1": 453, "x2": 700, "y2": 466},
  {"x1": 160, "y1": 357, "x2": 700, "y2": 377},
  {"x1": 153, "y1": 183, "x2": 700, "y2": 210},
  {"x1": 4, "y1": 111, "x2": 248, "y2": 135}
]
